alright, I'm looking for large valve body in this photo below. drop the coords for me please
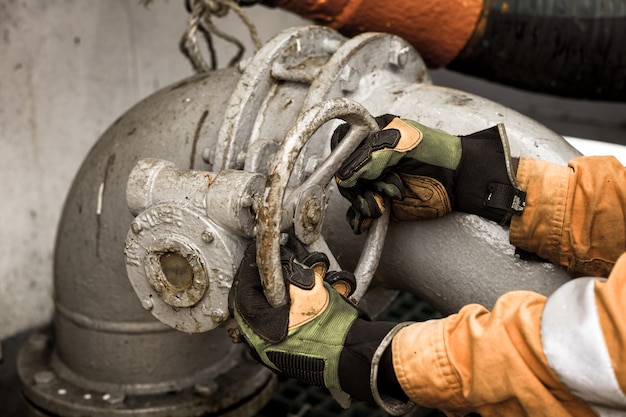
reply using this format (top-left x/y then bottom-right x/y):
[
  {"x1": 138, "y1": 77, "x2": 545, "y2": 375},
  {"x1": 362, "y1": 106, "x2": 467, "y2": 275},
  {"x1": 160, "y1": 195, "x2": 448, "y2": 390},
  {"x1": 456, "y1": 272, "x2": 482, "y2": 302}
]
[{"x1": 18, "y1": 26, "x2": 579, "y2": 417}]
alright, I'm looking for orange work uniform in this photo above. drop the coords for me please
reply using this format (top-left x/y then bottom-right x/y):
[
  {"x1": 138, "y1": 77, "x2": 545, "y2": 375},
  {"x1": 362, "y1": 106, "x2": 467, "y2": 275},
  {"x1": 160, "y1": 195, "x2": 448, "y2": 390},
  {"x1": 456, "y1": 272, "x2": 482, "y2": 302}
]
[
  {"x1": 391, "y1": 156, "x2": 626, "y2": 416},
  {"x1": 264, "y1": 0, "x2": 482, "y2": 68}
]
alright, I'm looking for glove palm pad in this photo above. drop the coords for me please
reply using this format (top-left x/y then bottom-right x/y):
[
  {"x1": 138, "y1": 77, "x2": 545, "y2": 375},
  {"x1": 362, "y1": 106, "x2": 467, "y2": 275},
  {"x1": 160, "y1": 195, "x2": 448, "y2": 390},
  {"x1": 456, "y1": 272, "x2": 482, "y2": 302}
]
[
  {"x1": 230, "y1": 243, "x2": 412, "y2": 411},
  {"x1": 230, "y1": 244, "x2": 358, "y2": 394}
]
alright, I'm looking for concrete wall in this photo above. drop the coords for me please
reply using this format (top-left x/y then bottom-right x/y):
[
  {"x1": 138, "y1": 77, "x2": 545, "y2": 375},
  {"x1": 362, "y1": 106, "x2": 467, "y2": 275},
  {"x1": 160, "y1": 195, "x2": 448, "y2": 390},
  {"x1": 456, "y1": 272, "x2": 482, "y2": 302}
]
[
  {"x1": 1, "y1": 0, "x2": 626, "y2": 344},
  {"x1": 0, "y1": 0, "x2": 307, "y2": 342}
]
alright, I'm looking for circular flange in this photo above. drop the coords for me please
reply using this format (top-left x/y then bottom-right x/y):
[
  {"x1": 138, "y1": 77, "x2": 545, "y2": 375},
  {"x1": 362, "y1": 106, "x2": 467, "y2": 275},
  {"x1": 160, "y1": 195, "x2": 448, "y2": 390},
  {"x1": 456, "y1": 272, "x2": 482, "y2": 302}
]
[
  {"x1": 125, "y1": 202, "x2": 245, "y2": 333},
  {"x1": 302, "y1": 31, "x2": 430, "y2": 110},
  {"x1": 143, "y1": 237, "x2": 209, "y2": 308},
  {"x1": 213, "y1": 25, "x2": 346, "y2": 171},
  {"x1": 18, "y1": 328, "x2": 276, "y2": 417}
]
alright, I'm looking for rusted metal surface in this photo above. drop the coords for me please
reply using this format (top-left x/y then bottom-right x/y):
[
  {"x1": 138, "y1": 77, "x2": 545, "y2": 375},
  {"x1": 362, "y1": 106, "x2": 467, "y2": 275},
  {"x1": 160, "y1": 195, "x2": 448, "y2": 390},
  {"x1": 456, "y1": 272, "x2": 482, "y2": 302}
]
[
  {"x1": 292, "y1": 185, "x2": 326, "y2": 245},
  {"x1": 256, "y1": 97, "x2": 384, "y2": 307},
  {"x1": 125, "y1": 161, "x2": 267, "y2": 333}
]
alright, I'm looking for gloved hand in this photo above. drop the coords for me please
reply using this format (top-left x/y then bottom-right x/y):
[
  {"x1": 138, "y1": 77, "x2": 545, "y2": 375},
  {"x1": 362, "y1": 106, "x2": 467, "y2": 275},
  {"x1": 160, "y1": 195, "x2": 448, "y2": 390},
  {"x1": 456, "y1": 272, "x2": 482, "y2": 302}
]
[
  {"x1": 229, "y1": 243, "x2": 414, "y2": 415},
  {"x1": 332, "y1": 115, "x2": 526, "y2": 233}
]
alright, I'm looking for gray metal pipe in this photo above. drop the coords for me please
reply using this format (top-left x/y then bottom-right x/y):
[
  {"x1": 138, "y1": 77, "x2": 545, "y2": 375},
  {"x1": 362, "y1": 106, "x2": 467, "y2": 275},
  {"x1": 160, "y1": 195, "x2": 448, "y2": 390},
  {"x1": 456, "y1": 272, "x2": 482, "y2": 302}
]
[
  {"x1": 52, "y1": 70, "x2": 239, "y2": 392},
  {"x1": 19, "y1": 70, "x2": 275, "y2": 416},
  {"x1": 18, "y1": 25, "x2": 580, "y2": 416}
]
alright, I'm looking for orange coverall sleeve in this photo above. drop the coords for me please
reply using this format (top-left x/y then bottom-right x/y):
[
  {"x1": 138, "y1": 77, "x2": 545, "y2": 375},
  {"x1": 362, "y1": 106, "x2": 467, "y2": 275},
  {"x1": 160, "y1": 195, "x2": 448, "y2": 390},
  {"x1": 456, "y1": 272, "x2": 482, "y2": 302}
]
[
  {"x1": 264, "y1": 0, "x2": 482, "y2": 67},
  {"x1": 510, "y1": 156, "x2": 626, "y2": 277},
  {"x1": 391, "y1": 156, "x2": 626, "y2": 416}
]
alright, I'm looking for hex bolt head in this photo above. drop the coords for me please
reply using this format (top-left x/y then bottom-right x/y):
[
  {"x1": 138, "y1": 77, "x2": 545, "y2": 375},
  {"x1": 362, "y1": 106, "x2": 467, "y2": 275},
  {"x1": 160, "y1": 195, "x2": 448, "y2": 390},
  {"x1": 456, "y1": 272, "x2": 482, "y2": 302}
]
[
  {"x1": 201, "y1": 229, "x2": 214, "y2": 244},
  {"x1": 130, "y1": 220, "x2": 143, "y2": 234},
  {"x1": 321, "y1": 37, "x2": 342, "y2": 54},
  {"x1": 389, "y1": 44, "x2": 410, "y2": 69},
  {"x1": 210, "y1": 309, "x2": 228, "y2": 323},
  {"x1": 141, "y1": 296, "x2": 154, "y2": 311},
  {"x1": 194, "y1": 380, "x2": 219, "y2": 397},
  {"x1": 339, "y1": 65, "x2": 359, "y2": 92},
  {"x1": 305, "y1": 200, "x2": 321, "y2": 226},
  {"x1": 102, "y1": 392, "x2": 125, "y2": 405},
  {"x1": 33, "y1": 371, "x2": 56, "y2": 385}
]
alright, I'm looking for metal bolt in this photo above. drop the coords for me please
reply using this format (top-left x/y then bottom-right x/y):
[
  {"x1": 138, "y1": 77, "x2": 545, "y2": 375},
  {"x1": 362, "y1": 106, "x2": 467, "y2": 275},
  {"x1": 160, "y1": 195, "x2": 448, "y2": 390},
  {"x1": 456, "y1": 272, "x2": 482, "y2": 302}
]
[
  {"x1": 141, "y1": 296, "x2": 154, "y2": 311},
  {"x1": 130, "y1": 220, "x2": 143, "y2": 234},
  {"x1": 321, "y1": 37, "x2": 342, "y2": 54},
  {"x1": 194, "y1": 380, "x2": 219, "y2": 397},
  {"x1": 201, "y1": 229, "x2": 214, "y2": 243},
  {"x1": 102, "y1": 392, "x2": 125, "y2": 405},
  {"x1": 389, "y1": 44, "x2": 410, "y2": 69},
  {"x1": 339, "y1": 65, "x2": 359, "y2": 92},
  {"x1": 305, "y1": 200, "x2": 321, "y2": 226},
  {"x1": 237, "y1": 56, "x2": 251, "y2": 72},
  {"x1": 34, "y1": 371, "x2": 56, "y2": 385},
  {"x1": 210, "y1": 309, "x2": 228, "y2": 324},
  {"x1": 241, "y1": 193, "x2": 261, "y2": 215}
]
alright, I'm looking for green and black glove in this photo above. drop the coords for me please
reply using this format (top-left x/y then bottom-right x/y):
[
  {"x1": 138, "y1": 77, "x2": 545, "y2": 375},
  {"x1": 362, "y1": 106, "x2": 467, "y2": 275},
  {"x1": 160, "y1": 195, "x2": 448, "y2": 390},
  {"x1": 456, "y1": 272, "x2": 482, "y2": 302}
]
[
  {"x1": 229, "y1": 243, "x2": 414, "y2": 415},
  {"x1": 332, "y1": 115, "x2": 526, "y2": 233}
]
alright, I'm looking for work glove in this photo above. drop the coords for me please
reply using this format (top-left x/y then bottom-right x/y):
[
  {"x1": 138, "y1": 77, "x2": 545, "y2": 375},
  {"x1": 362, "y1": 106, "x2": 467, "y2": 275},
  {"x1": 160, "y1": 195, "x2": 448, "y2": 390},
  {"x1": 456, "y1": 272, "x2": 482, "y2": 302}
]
[
  {"x1": 332, "y1": 115, "x2": 526, "y2": 233},
  {"x1": 229, "y1": 243, "x2": 415, "y2": 415}
]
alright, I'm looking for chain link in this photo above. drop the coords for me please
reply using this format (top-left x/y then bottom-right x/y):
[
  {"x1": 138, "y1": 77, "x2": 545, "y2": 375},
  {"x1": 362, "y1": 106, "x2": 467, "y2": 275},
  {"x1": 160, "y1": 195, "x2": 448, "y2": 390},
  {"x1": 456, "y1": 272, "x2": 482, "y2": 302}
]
[{"x1": 180, "y1": 0, "x2": 263, "y2": 72}]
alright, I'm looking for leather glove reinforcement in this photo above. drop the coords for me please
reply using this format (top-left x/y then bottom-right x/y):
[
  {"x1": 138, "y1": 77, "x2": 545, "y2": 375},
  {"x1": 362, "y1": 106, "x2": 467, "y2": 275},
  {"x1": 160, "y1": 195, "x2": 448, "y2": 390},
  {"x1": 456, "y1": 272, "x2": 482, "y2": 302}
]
[
  {"x1": 229, "y1": 243, "x2": 415, "y2": 414},
  {"x1": 332, "y1": 115, "x2": 526, "y2": 233}
]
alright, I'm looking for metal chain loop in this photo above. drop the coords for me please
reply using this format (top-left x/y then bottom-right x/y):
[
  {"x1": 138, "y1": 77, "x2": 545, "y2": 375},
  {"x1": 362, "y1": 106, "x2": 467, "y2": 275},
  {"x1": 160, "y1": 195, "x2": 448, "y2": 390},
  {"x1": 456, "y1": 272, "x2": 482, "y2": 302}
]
[{"x1": 180, "y1": 0, "x2": 263, "y2": 72}]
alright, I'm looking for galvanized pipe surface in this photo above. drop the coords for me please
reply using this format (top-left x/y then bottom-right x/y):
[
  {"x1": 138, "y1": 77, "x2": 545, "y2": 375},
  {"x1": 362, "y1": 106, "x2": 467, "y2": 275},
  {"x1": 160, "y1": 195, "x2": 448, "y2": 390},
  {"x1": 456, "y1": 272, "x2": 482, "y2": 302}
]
[
  {"x1": 19, "y1": 25, "x2": 583, "y2": 416},
  {"x1": 20, "y1": 70, "x2": 274, "y2": 416}
]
